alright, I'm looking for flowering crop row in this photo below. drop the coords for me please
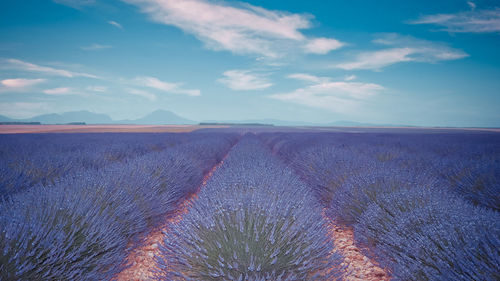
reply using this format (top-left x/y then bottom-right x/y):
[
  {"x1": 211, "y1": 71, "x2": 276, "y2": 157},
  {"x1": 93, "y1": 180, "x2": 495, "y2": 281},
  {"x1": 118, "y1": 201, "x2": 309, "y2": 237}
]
[
  {"x1": 156, "y1": 134, "x2": 345, "y2": 280},
  {"x1": 0, "y1": 133, "x2": 225, "y2": 196},
  {"x1": 0, "y1": 132, "x2": 238, "y2": 280},
  {"x1": 261, "y1": 132, "x2": 500, "y2": 280}
]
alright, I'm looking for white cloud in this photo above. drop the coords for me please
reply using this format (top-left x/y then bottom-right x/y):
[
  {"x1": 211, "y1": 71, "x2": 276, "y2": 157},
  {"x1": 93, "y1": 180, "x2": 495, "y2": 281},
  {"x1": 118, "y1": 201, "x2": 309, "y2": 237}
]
[
  {"x1": 86, "y1": 86, "x2": 107, "y2": 92},
  {"x1": 304, "y1": 38, "x2": 344, "y2": 54},
  {"x1": 270, "y1": 74, "x2": 383, "y2": 114},
  {"x1": 122, "y1": 0, "x2": 343, "y2": 57},
  {"x1": 287, "y1": 73, "x2": 325, "y2": 83},
  {"x1": 128, "y1": 88, "x2": 157, "y2": 101},
  {"x1": 43, "y1": 87, "x2": 74, "y2": 95},
  {"x1": 135, "y1": 76, "x2": 200, "y2": 96},
  {"x1": 467, "y1": 1, "x2": 476, "y2": 11},
  {"x1": 335, "y1": 33, "x2": 468, "y2": 70},
  {"x1": 0, "y1": 102, "x2": 51, "y2": 119},
  {"x1": 409, "y1": 7, "x2": 500, "y2": 33},
  {"x1": 108, "y1": 20, "x2": 123, "y2": 29},
  {"x1": 81, "y1": 44, "x2": 113, "y2": 51},
  {"x1": 337, "y1": 48, "x2": 415, "y2": 70},
  {"x1": 344, "y1": 75, "x2": 357, "y2": 81},
  {"x1": 1, "y1": 78, "x2": 46, "y2": 89},
  {"x1": 5, "y1": 59, "x2": 98, "y2": 78},
  {"x1": 218, "y1": 70, "x2": 272, "y2": 90}
]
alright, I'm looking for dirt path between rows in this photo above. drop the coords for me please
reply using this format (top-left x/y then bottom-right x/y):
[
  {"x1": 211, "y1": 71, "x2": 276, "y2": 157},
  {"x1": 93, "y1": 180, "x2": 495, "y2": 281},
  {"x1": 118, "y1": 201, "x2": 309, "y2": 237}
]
[
  {"x1": 0, "y1": 125, "x2": 229, "y2": 134},
  {"x1": 324, "y1": 213, "x2": 391, "y2": 281},
  {"x1": 114, "y1": 142, "x2": 237, "y2": 281},
  {"x1": 114, "y1": 138, "x2": 390, "y2": 280}
]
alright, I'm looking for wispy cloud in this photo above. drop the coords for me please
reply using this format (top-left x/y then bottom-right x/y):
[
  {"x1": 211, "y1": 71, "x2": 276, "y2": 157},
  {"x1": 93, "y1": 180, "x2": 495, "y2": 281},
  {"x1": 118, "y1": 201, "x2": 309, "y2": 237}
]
[
  {"x1": 43, "y1": 87, "x2": 74, "y2": 95},
  {"x1": 41, "y1": 87, "x2": 96, "y2": 97},
  {"x1": 467, "y1": 1, "x2": 476, "y2": 11},
  {"x1": 135, "y1": 76, "x2": 200, "y2": 96},
  {"x1": 127, "y1": 88, "x2": 157, "y2": 101},
  {"x1": 4, "y1": 59, "x2": 99, "y2": 78},
  {"x1": 344, "y1": 75, "x2": 357, "y2": 81},
  {"x1": 53, "y1": 0, "x2": 95, "y2": 9},
  {"x1": 270, "y1": 74, "x2": 383, "y2": 114},
  {"x1": 218, "y1": 70, "x2": 272, "y2": 90},
  {"x1": 408, "y1": 7, "x2": 500, "y2": 33},
  {"x1": 336, "y1": 48, "x2": 415, "y2": 70},
  {"x1": 86, "y1": 86, "x2": 107, "y2": 92},
  {"x1": 335, "y1": 33, "x2": 468, "y2": 70},
  {"x1": 287, "y1": 73, "x2": 321, "y2": 83},
  {"x1": 304, "y1": 38, "x2": 344, "y2": 54},
  {"x1": 122, "y1": 0, "x2": 343, "y2": 58},
  {"x1": 81, "y1": 44, "x2": 113, "y2": 51},
  {"x1": 108, "y1": 20, "x2": 123, "y2": 29},
  {"x1": 1, "y1": 78, "x2": 46, "y2": 89}
]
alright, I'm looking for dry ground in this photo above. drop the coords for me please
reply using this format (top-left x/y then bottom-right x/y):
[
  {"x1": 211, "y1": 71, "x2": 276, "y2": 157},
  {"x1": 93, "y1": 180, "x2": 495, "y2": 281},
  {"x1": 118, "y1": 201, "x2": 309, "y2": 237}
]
[{"x1": 0, "y1": 125, "x2": 228, "y2": 134}]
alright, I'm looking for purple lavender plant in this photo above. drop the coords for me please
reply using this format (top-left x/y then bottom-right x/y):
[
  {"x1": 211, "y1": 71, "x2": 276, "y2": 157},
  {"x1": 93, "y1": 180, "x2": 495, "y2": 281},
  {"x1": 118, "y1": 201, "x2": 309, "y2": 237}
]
[
  {"x1": 0, "y1": 132, "x2": 239, "y2": 280},
  {"x1": 260, "y1": 131, "x2": 500, "y2": 280},
  {"x1": 155, "y1": 136, "x2": 344, "y2": 280},
  {"x1": 356, "y1": 188, "x2": 500, "y2": 280}
]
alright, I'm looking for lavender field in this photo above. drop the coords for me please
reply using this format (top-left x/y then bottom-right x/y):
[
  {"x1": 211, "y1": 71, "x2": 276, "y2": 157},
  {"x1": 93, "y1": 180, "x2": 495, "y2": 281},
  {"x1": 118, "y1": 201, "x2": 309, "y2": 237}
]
[
  {"x1": 0, "y1": 128, "x2": 499, "y2": 281},
  {"x1": 3, "y1": 0, "x2": 500, "y2": 279}
]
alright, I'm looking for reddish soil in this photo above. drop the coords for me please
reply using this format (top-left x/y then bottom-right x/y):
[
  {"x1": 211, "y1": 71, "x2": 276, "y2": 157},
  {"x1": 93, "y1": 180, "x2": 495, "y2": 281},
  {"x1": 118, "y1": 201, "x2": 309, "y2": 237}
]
[
  {"x1": 113, "y1": 194, "x2": 196, "y2": 281},
  {"x1": 0, "y1": 125, "x2": 228, "y2": 134},
  {"x1": 324, "y1": 212, "x2": 391, "y2": 281},
  {"x1": 114, "y1": 158, "x2": 226, "y2": 281}
]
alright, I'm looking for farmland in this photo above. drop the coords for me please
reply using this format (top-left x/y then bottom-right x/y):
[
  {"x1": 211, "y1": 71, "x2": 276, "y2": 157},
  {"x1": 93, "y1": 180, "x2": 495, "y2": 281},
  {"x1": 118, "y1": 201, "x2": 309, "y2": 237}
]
[{"x1": 0, "y1": 127, "x2": 499, "y2": 280}]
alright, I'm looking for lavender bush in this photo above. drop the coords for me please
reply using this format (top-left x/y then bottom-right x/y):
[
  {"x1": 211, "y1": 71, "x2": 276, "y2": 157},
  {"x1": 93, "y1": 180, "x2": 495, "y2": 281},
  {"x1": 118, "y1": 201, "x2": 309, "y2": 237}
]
[
  {"x1": 260, "y1": 131, "x2": 500, "y2": 280},
  {"x1": 446, "y1": 160, "x2": 500, "y2": 211},
  {"x1": 156, "y1": 135, "x2": 344, "y2": 280},
  {"x1": 356, "y1": 188, "x2": 500, "y2": 280},
  {"x1": 0, "y1": 184, "x2": 128, "y2": 280},
  {"x1": 0, "y1": 133, "x2": 200, "y2": 196},
  {"x1": 0, "y1": 132, "x2": 238, "y2": 280}
]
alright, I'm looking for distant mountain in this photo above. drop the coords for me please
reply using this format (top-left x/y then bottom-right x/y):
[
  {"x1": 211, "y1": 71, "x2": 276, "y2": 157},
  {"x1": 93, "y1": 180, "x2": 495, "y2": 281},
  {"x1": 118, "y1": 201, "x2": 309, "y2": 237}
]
[
  {"x1": 0, "y1": 110, "x2": 413, "y2": 127},
  {"x1": 202, "y1": 118, "x2": 415, "y2": 127},
  {"x1": 126, "y1": 109, "x2": 194, "y2": 125},
  {"x1": 327, "y1": 120, "x2": 416, "y2": 127},
  {"x1": 201, "y1": 119, "x2": 320, "y2": 126},
  {"x1": 0, "y1": 115, "x2": 14, "y2": 122},
  {"x1": 23, "y1": 111, "x2": 114, "y2": 124},
  {"x1": 0, "y1": 110, "x2": 194, "y2": 125}
]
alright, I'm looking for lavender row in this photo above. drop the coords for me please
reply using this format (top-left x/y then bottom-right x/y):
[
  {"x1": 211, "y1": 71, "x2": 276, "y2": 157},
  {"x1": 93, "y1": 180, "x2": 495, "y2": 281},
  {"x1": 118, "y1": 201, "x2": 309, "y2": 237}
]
[
  {"x1": 261, "y1": 132, "x2": 500, "y2": 280},
  {"x1": 0, "y1": 132, "x2": 238, "y2": 280},
  {"x1": 262, "y1": 132, "x2": 500, "y2": 211},
  {"x1": 156, "y1": 134, "x2": 344, "y2": 280},
  {"x1": 0, "y1": 133, "x2": 214, "y2": 196}
]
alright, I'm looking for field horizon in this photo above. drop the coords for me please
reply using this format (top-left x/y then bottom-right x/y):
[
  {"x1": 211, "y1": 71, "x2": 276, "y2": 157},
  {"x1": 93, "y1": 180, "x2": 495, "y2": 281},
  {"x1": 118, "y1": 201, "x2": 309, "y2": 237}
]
[
  {"x1": 1, "y1": 123, "x2": 499, "y2": 134},
  {"x1": 1, "y1": 0, "x2": 499, "y2": 280}
]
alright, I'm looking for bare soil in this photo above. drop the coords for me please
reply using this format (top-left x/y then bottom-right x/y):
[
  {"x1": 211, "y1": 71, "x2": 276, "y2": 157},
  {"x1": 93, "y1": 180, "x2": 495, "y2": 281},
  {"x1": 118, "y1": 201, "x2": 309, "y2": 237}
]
[
  {"x1": 325, "y1": 215, "x2": 391, "y2": 281},
  {"x1": 0, "y1": 125, "x2": 228, "y2": 134},
  {"x1": 114, "y1": 159, "x2": 226, "y2": 281}
]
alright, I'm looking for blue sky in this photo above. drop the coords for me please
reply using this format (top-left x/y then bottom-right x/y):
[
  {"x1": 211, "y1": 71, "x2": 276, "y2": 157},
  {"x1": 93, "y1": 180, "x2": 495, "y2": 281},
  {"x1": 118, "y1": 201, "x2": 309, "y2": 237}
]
[{"x1": 1, "y1": 0, "x2": 499, "y2": 126}]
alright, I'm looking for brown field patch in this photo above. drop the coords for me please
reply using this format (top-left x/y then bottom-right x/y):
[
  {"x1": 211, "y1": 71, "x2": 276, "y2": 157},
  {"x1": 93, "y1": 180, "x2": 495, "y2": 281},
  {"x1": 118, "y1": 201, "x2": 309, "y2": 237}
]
[{"x1": 0, "y1": 125, "x2": 228, "y2": 134}]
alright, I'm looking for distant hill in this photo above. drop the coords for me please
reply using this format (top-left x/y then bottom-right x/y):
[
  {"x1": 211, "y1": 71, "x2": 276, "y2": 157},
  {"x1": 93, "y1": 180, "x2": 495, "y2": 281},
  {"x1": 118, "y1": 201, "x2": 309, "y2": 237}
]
[
  {"x1": 202, "y1": 119, "x2": 412, "y2": 127},
  {"x1": 0, "y1": 110, "x2": 194, "y2": 125},
  {"x1": 0, "y1": 115, "x2": 14, "y2": 122},
  {"x1": 0, "y1": 110, "x2": 417, "y2": 127},
  {"x1": 199, "y1": 122, "x2": 274, "y2": 126},
  {"x1": 327, "y1": 120, "x2": 417, "y2": 127},
  {"x1": 126, "y1": 109, "x2": 195, "y2": 125},
  {"x1": 201, "y1": 119, "x2": 319, "y2": 126},
  {"x1": 23, "y1": 111, "x2": 114, "y2": 124}
]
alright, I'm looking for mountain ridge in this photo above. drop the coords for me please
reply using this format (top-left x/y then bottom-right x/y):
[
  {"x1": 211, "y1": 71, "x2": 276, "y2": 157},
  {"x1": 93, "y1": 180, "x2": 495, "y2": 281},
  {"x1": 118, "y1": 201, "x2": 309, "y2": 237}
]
[
  {"x1": 0, "y1": 110, "x2": 194, "y2": 125},
  {"x1": 1, "y1": 110, "x2": 419, "y2": 127}
]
